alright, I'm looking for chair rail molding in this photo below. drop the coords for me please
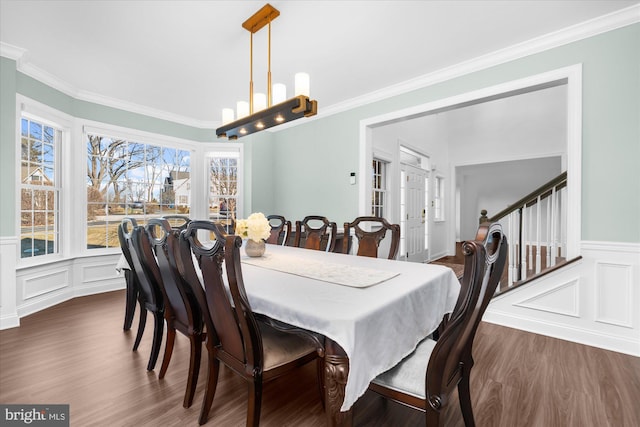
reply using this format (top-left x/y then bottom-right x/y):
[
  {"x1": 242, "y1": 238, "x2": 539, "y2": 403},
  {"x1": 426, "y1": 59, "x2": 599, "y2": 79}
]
[{"x1": 484, "y1": 240, "x2": 640, "y2": 357}]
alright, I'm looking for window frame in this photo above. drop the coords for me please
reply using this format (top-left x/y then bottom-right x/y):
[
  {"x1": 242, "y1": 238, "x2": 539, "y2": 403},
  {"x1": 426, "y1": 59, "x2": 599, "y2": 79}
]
[
  {"x1": 207, "y1": 147, "x2": 244, "y2": 224},
  {"x1": 16, "y1": 97, "x2": 72, "y2": 266},
  {"x1": 371, "y1": 158, "x2": 389, "y2": 218},
  {"x1": 82, "y1": 123, "x2": 199, "y2": 255}
]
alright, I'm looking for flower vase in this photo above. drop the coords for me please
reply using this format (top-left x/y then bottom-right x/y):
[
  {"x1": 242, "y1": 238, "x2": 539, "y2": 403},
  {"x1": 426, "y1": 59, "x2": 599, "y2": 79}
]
[{"x1": 245, "y1": 239, "x2": 266, "y2": 257}]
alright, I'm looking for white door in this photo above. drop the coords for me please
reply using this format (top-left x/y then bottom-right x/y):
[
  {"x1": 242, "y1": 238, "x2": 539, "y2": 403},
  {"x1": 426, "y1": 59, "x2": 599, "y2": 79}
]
[{"x1": 400, "y1": 163, "x2": 428, "y2": 262}]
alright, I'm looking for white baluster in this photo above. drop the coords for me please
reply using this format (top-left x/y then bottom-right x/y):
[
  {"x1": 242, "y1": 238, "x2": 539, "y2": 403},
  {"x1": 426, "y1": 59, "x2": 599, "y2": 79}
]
[
  {"x1": 535, "y1": 196, "x2": 542, "y2": 274},
  {"x1": 550, "y1": 187, "x2": 557, "y2": 266},
  {"x1": 521, "y1": 207, "x2": 527, "y2": 280},
  {"x1": 546, "y1": 194, "x2": 551, "y2": 268},
  {"x1": 508, "y1": 212, "x2": 515, "y2": 287}
]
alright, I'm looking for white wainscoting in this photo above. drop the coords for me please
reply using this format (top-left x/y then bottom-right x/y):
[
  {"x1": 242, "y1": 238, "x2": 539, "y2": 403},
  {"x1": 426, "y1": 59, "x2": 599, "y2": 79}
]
[
  {"x1": 9, "y1": 253, "x2": 125, "y2": 328},
  {"x1": 0, "y1": 237, "x2": 19, "y2": 329},
  {"x1": 484, "y1": 241, "x2": 640, "y2": 356}
]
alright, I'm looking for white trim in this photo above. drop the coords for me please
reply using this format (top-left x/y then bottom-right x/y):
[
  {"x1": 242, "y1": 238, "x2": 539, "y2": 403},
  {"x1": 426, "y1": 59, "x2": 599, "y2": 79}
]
[
  {"x1": 16, "y1": 96, "x2": 75, "y2": 268},
  {"x1": 276, "y1": 4, "x2": 640, "y2": 127},
  {"x1": 2, "y1": 5, "x2": 638, "y2": 130},
  {"x1": 82, "y1": 122, "x2": 200, "y2": 151},
  {"x1": 360, "y1": 64, "x2": 583, "y2": 260},
  {"x1": 485, "y1": 240, "x2": 640, "y2": 356},
  {"x1": 0, "y1": 236, "x2": 20, "y2": 329},
  {"x1": 0, "y1": 42, "x2": 26, "y2": 61}
]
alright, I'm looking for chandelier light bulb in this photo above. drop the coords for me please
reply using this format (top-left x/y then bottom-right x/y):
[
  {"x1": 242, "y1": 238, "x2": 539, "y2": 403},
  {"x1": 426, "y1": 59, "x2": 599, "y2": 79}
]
[
  {"x1": 272, "y1": 83, "x2": 287, "y2": 104},
  {"x1": 254, "y1": 93, "x2": 267, "y2": 111},
  {"x1": 237, "y1": 101, "x2": 249, "y2": 119},
  {"x1": 295, "y1": 72, "x2": 310, "y2": 97},
  {"x1": 222, "y1": 108, "x2": 234, "y2": 125}
]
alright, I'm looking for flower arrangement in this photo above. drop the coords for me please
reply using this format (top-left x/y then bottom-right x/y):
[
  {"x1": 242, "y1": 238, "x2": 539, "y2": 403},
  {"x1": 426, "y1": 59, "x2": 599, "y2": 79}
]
[{"x1": 235, "y1": 212, "x2": 271, "y2": 243}]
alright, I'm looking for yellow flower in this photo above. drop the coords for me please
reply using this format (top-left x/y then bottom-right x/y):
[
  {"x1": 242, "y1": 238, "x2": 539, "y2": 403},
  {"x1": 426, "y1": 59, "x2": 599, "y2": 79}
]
[{"x1": 238, "y1": 212, "x2": 270, "y2": 242}]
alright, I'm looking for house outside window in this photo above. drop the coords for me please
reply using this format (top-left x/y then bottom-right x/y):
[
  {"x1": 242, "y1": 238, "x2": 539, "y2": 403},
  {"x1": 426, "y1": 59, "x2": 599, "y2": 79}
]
[
  {"x1": 372, "y1": 158, "x2": 388, "y2": 217},
  {"x1": 20, "y1": 117, "x2": 60, "y2": 258},
  {"x1": 209, "y1": 151, "x2": 239, "y2": 232},
  {"x1": 86, "y1": 134, "x2": 190, "y2": 249}
]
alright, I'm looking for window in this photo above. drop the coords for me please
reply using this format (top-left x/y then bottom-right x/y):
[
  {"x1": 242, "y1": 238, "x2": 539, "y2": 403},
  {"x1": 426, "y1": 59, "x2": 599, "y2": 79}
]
[
  {"x1": 434, "y1": 176, "x2": 445, "y2": 221},
  {"x1": 209, "y1": 151, "x2": 239, "y2": 231},
  {"x1": 372, "y1": 159, "x2": 387, "y2": 217},
  {"x1": 86, "y1": 134, "x2": 190, "y2": 249},
  {"x1": 20, "y1": 117, "x2": 61, "y2": 258}
]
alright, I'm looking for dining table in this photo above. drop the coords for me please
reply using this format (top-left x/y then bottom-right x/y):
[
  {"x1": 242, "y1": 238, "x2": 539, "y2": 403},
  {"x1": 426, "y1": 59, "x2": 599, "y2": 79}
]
[
  {"x1": 117, "y1": 240, "x2": 460, "y2": 426},
  {"x1": 235, "y1": 243, "x2": 460, "y2": 426}
]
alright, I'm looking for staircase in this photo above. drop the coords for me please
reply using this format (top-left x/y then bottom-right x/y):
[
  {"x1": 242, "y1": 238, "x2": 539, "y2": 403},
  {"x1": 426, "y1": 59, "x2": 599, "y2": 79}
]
[{"x1": 432, "y1": 171, "x2": 581, "y2": 295}]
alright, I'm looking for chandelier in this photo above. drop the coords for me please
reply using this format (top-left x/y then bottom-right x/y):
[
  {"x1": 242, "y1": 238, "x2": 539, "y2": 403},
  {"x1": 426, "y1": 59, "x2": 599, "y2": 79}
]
[{"x1": 216, "y1": 3, "x2": 318, "y2": 140}]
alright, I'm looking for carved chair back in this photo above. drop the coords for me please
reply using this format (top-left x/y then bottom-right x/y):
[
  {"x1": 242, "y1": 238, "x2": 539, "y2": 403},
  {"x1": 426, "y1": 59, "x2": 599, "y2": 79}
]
[
  {"x1": 427, "y1": 222, "x2": 507, "y2": 417},
  {"x1": 294, "y1": 215, "x2": 337, "y2": 252},
  {"x1": 343, "y1": 216, "x2": 400, "y2": 259},
  {"x1": 266, "y1": 215, "x2": 292, "y2": 246},
  {"x1": 146, "y1": 218, "x2": 202, "y2": 335}
]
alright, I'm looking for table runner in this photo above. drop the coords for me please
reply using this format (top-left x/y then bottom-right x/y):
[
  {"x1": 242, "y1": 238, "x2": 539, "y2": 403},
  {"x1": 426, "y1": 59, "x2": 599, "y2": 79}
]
[{"x1": 241, "y1": 252, "x2": 399, "y2": 288}]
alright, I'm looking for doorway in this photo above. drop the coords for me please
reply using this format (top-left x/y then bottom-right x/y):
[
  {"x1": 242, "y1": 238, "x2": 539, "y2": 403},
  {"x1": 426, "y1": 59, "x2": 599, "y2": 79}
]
[{"x1": 359, "y1": 65, "x2": 581, "y2": 261}]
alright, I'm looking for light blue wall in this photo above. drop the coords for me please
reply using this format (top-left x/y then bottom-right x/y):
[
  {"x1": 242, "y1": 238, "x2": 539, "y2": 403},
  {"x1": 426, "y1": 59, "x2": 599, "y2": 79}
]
[
  {"x1": 266, "y1": 24, "x2": 640, "y2": 243},
  {"x1": 15, "y1": 72, "x2": 215, "y2": 142},
  {"x1": 0, "y1": 57, "x2": 17, "y2": 236}
]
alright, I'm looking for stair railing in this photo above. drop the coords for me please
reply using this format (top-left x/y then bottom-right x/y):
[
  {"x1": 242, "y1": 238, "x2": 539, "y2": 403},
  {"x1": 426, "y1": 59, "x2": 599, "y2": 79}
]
[{"x1": 484, "y1": 171, "x2": 567, "y2": 288}]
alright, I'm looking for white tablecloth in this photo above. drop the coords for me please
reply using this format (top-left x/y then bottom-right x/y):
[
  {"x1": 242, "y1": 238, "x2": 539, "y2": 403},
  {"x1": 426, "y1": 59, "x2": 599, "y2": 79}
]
[
  {"x1": 237, "y1": 245, "x2": 460, "y2": 411},
  {"x1": 117, "y1": 243, "x2": 460, "y2": 411}
]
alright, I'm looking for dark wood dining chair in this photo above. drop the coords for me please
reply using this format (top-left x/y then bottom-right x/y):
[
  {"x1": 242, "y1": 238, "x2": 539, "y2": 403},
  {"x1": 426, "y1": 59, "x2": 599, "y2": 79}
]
[
  {"x1": 343, "y1": 216, "x2": 400, "y2": 259},
  {"x1": 294, "y1": 215, "x2": 337, "y2": 252},
  {"x1": 146, "y1": 218, "x2": 204, "y2": 408},
  {"x1": 266, "y1": 215, "x2": 291, "y2": 245},
  {"x1": 127, "y1": 223, "x2": 166, "y2": 371},
  {"x1": 368, "y1": 222, "x2": 507, "y2": 426},
  {"x1": 179, "y1": 220, "x2": 323, "y2": 426},
  {"x1": 117, "y1": 217, "x2": 139, "y2": 331}
]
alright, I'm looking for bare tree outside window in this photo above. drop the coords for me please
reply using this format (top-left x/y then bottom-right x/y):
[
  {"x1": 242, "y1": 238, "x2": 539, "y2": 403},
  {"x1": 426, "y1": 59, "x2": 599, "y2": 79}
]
[
  {"x1": 86, "y1": 134, "x2": 190, "y2": 249},
  {"x1": 209, "y1": 155, "x2": 238, "y2": 232}
]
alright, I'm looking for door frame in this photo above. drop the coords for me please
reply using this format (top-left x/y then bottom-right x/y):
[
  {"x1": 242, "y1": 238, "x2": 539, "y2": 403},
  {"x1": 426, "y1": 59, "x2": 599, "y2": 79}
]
[{"x1": 358, "y1": 64, "x2": 582, "y2": 259}]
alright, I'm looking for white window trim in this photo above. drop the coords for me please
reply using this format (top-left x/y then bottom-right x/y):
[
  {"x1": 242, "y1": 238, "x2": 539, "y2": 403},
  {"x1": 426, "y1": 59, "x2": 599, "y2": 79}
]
[
  {"x1": 16, "y1": 96, "x2": 73, "y2": 267},
  {"x1": 81, "y1": 120, "x2": 200, "y2": 256},
  {"x1": 204, "y1": 144, "x2": 244, "y2": 220}
]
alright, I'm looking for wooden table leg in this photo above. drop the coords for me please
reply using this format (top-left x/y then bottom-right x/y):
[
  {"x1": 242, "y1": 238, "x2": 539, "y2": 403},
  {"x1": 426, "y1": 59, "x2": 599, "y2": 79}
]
[{"x1": 324, "y1": 338, "x2": 353, "y2": 427}]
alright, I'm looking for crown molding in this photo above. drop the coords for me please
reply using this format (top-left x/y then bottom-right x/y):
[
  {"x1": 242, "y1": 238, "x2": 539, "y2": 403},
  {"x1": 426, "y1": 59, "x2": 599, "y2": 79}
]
[
  {"x1": 75, "y1": 90, "x2": 217, "y2": 129},
  {"x1": 310, "y1": 3, "x2": 640, "y2": 122},
  {"x1": 0, "y1": 42, "x2": 26, "y2": 61},
  {"x1": 2, "y1": 4, "x2": 639, "y2": 131}
]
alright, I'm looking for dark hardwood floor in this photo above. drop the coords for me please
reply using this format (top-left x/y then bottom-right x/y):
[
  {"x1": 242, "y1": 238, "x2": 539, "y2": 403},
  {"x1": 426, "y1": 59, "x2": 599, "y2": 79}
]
[{"x1": 1, "y1": 290, "x2": 639, "y2": 426}]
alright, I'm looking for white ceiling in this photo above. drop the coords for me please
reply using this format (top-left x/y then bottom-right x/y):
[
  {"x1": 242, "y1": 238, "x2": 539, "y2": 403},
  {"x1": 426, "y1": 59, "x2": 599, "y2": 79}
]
[{"x1": 1, "y1": 0, "x2": 637, "y2": 128}]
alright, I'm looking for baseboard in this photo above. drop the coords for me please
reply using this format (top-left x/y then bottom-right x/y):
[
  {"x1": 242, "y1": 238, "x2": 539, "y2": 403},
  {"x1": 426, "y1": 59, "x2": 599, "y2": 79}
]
[
  {"x1": 0, "y1": 314, "x2": 20, "y2": 330},
  {"x1": 483, "y1": 309, "x2": 640, "y2": 357}
]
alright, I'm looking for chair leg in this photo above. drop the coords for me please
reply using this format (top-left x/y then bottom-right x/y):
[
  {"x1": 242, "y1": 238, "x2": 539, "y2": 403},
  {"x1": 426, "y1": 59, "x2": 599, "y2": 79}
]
[
  {"x1": 316, "y1": 357, "x2": 325, "y2": 408},
  {"x1": 132, "y1": 303, "x2": 146, "y2": 351},
  {"x1": 123, "y1": 270, "x2": 137, "y2": 330},
  {"x1": 146, "y1": 311, "x2": 164, "y2": 371},
  {"x1": 246, "y1": 379, "x2": 263, "y2": 427},
  {"x1": 198, "y1": 352, "x2": 220, "y2": 425},
  {"x1": 158, "y1": 326, "x2": 176, "y2": 379},
  {"x1": 458, "y1": 373, "x2": 476, "y2": 427},
  {"x1": 183, "y1": 334, "x2": 203, "y2": 408}
]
